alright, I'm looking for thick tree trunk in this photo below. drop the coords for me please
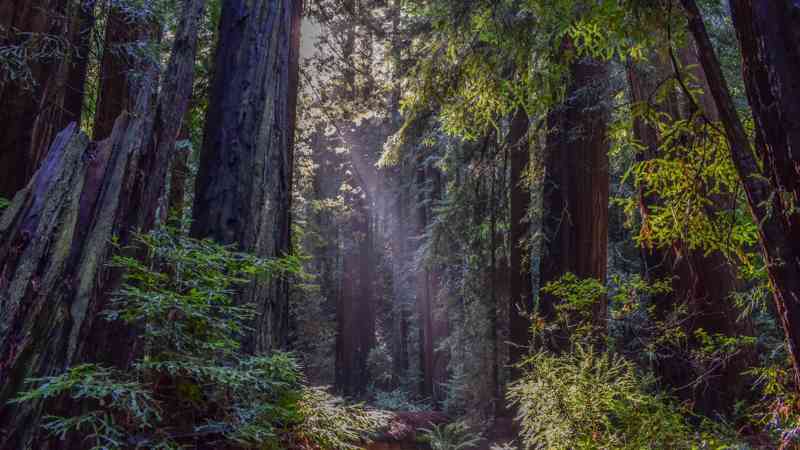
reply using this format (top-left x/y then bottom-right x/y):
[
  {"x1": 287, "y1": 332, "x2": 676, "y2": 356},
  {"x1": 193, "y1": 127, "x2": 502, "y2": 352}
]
[
  {"x1": 28, "y1": 0, "x2": 97, "y2": 180},
  {"x1": 0, "y1": 0, "x2": 87, "y2": 199},
  {"x1": 627, "y1": 52, "x2": 755, "y2": 416},
  {"x1": 92, "y1": 6, "x2": 156, "y2": 140},
  {"x1": 680, "y1": 0, "x2": 800, "y2": 390},
  {"x1": 416, "y1": 162, "x2": 435, "y2": 398},
  {"x1": 335, "y1": 193, "x2": 375, "y2": 395},
  {"x1": 507, "y1": 108, "x2": 532, "y2": 369},
  {"x1": 391, "y1": 182, "x2": 411, "y2": 385},
  {"x1": 0, "y1": 0, "x2": 204, "y2": 444},
  {"x1": 539, "y1": 55, "x2": 610, "y2": 346},
  {"x1": 191, "y1": 0, "x2": 303, "y2": 353}
]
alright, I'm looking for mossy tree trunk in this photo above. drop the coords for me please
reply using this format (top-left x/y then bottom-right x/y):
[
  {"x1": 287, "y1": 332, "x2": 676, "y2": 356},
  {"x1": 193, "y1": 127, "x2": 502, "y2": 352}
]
[{"x1": 0, "y1": 0, "x2": 205, "y2": 445}]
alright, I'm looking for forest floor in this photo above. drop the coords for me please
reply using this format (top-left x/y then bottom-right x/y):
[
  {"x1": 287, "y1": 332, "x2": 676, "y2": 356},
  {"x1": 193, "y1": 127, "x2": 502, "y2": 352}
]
[{"x1": 367, "y1": 412, "x2": 516, "y2": 449}]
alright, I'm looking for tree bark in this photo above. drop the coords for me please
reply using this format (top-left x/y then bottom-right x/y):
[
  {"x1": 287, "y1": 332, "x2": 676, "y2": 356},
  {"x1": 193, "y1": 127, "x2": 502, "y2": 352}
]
[
  {"x1": 335, "y1": 190, "x2": 375, "y2": 395},
  {"x1": 680, "y1": 0, "x2": 800, "y2": 390},
  {"x1": 507, "y1": 108, "x2": 532, "y2": 369},
  {"x1": 0, "y1": 0, "x2": 89, "y2": 199},
  {"x1": 0, "y1": 0, "x2": 205, "y2": 444},
  {"x1": 539, "y1": 54, "x2": 610, "y2": 346},
  {"x1": 391, "y1": 178, "x2": 411, "y2": 385},
  {"x1": 191, "y1": 0, "x2": 303, "y2": 353},
  {"x1": 92, "y1": 5, "x2": 156, "y2": 140},
  {"x1": 627, "y1": 51, "x2": 755, "y2": 417},
  {"x1": 167, "y1": 128, "x2": 190, "y2": 222},
  {"x1": 28, "y1": 0, "x2": 97, "y2": 182},
  {"x1": 416, "y1": 161, "x2": 435, "y2": 398}
]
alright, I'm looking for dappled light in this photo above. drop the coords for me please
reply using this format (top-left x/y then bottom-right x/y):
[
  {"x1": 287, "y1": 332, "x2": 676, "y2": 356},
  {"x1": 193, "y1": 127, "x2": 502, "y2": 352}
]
[{"x1": 0, "y1": 0, "x2": 799, "y2": 449}]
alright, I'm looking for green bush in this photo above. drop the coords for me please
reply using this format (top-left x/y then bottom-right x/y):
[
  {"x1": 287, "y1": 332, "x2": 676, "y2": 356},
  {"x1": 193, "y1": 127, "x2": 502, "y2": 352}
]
[
  {"x1": 14, "y1": 226, "x2": 387, "y2": 449},
  {"x1": 507, "y1": 346, "x2": 732, "y2": 449},
  {"x1": 420, "y1": 421, "x2": 483, "y2": 450}
]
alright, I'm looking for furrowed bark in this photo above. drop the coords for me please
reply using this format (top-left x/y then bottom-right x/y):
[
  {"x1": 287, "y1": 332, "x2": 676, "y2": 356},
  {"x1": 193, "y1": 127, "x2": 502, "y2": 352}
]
[
  {"x1": 507, "y1": 108, "x2": 532, "y2": 369},
  {"x1": 627, "y1": 51, "x2": 755, "y2": 417},
  {"x1": 0, "y1": 0, "x2": 205, "y2": 444},
  {"x1": 28, "y1": 0, "x2": 97, "y2": 169},
  {"x1": 680, "y1": 0, "x2": 800, "y2": 390},
  {"x1": 0, "y1": 0, "x2": 77, "y2": 199},
  {"x1": 539, "y1": 54, "x2": 610, "y2": 347},
  {"x1": 92, "y1": 4, "x2": 158, "y2": 140},
  {"x1": 191, "y1": 0, "x2": 303, "y2": 354}
]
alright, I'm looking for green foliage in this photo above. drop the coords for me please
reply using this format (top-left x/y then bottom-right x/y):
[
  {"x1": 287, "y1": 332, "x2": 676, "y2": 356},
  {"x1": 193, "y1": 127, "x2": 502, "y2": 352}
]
[
  {"x1": 508, "y1": 346, "x2": 730, "y2": 449},
  {"x1": 294, "y1": 387, "x2": 392, "y2": 449},
  {"x1": 420, "y1": 421, "x2": 483, "y2": 450},
  {"x1": 0, "y1": 197, "x2": 9, "y2": 211},
  {"x1": 15, "y1": 226, "x2": 382, "y2": 449},
  {"x1": 12, "y1": 364, "x2": 163, "y2": 450},
  {"x1": 372, "y1": 387, "x2": 431, "y2": 413},
  {"x1": 537, "y1": 273, "x2": 607, "y2": 346}
]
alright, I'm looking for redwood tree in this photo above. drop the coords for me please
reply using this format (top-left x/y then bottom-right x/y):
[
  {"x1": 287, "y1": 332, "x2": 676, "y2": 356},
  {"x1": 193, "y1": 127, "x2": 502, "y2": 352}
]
[
  {"x1": 626, "y1": 48, "x2": 755, "y2": 417},
  {"x1": 507, "y1": 108, "x2": 532, "y2": 368},
  {"x1": 92, "y1": 5, "x2": 156, "y2": 139},
  {"x1": 0, "y1": 0, "x2": 94, "y2": 199},
  {"x1": 539, "y1": 55, "x2": 610, "y2": 346},
  {"x1": 191, "y1": 0, "x2": 303, "y2": 353},
  {"x1": 680, "y1": 0, "x2": 800, "y2": 390},
  {"x1": 0, "y1": 0, "x2": 205, "y2": 445}
]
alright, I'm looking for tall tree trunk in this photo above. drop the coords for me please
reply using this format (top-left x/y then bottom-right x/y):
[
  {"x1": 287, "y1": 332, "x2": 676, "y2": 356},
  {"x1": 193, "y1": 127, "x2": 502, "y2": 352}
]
[
  {"x1": 92, "y1": 6, "x2": 156, "y2": 140},
  {"x1": 627, "y1": 50, "x2": 755, "y2": 417},
  {"x1": 680, "y1": 0, "x2": 800, "y2": 390},
  {"x1": 0, "y1": 0, "x2": 89, "y2": 199},
  {"x1": 335, "y1": 191, "x2": 375, "y2": 395},
  {"x1": 416, "y1": 161, "x2": 435, "y2": 398},
  {"x1": 0, "y1": 1, "x2": 205, "y2": 445},
  {"x1": 539, "y1": 54, "x2": 610, "y2": 347},
  {"x1": 391, "y1": 178, "x2": 411, "y2": 385},
  {"x1": 336, "y1": 208, "x2": 358, "y2": 394},
  {"x1": 28, "y1": 0, "x2": 97, "y2": 181},
  {"x1": 507, "y1": 108, "x2": 532, "y2": 369},
  {"x1": 167, "y1": 124, "x2": 191, "y2": 222},
  {"x1": 429, "y1": 168, "x2": 449, "y2": 404},
  {"x1": 191, "y1": 0, "x2": 303, "y2": 353}
]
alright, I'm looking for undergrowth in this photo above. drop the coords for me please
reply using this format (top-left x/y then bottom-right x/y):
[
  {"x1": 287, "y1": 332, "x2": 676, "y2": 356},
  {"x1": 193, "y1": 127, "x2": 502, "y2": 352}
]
[{"x1": 14, "y1": 226, "x2": 389, "y2": 449}]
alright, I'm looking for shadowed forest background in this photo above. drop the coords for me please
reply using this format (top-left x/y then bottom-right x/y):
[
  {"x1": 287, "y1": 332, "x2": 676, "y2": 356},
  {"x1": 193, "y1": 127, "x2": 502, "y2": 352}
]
[{"x1": 1, "y1": 0, "x2": 800, "y2": 448}]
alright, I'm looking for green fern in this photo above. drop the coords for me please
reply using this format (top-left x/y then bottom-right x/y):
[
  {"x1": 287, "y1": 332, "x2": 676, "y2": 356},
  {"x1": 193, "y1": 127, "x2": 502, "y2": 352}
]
[{"x1": 420, "y1": 421, "x2": 483, "y2": 450}]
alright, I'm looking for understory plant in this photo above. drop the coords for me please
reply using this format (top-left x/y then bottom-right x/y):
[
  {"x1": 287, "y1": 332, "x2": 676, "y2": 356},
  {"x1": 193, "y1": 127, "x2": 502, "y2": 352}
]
[
  {"x1": 420, "y1": 421, "x2": 483, "y2": 450},
  {"x1": 14, "y1": 226, "x2": 388, "y2": 449},
  {"x1": 513, "y1": 273, "x2": 739, "y2": 449},
  {"x1": 508, "y1": 346, "x2": 696, "y2": 449}
]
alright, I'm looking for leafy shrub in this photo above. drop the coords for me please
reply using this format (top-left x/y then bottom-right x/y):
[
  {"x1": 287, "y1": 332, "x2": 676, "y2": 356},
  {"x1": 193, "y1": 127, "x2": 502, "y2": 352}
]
[
  {"x1": 293, "y1": 386, "x2": 392, "y2": 449},
  {"x1": 536, "y1": 272, "x2": 608, "y2": 348},
  {"x1": 507, "y1": 346, "x2": 731, "y2": 449},
  {"x1": 420, "y1": 421, "x2": 483, "y2": 450},
  {"x1": 14, "y1": 226, "x2": 385, "y2": 449}
]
